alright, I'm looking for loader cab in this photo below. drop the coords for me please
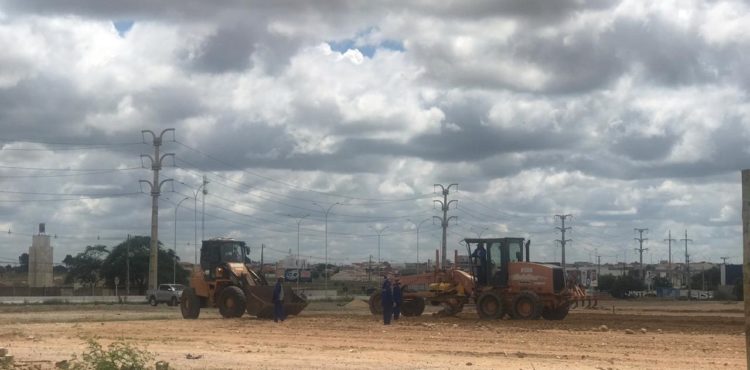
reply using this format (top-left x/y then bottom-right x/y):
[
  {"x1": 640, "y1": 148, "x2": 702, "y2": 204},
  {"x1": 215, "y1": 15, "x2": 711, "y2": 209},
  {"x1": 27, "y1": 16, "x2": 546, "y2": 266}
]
[
  {"x1": 200, "y1": 239, "x2": 249, "y2": 280},
  {"x1": 465, "y1": 237, "x2": 530, "y2": 288}
]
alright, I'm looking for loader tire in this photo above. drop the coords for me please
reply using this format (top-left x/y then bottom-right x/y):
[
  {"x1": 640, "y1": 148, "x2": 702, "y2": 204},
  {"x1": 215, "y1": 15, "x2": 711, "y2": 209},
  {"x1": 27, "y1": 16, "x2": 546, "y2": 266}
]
[
  {"x1": 511, "y1": 291, "x2": 543, "y2": 320},
  {"x1": 476, "y1": 292, "x2": 504, "y2": 320},
  {"x1": 218, "y1": 286, "x2": 247, "y2": 318},
  {"x1": 180, "y1": 288, "x2": 201, "y2": 319},
  {"x1": 401, "y1": 297, "x2": 425, "y2": 317},
  {"x1": 541, "y1": 303, "x2": 570, "y2": 320},
  {"x1": 368, "y1": 291, "x2": 383, "y2": 315}
]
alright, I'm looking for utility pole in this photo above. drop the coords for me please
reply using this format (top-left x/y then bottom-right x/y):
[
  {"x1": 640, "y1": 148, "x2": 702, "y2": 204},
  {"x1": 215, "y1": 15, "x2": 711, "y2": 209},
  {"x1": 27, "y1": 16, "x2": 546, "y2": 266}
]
[
  {"x1": 742, "y1": 170, "x2": 750, "y2": 369},
  {"x1": 140, "y1": 128, "x2": 174, "y2": 291},
  {"x1": 201, "y1": 175, "x2": 208, "y2": 241},
  {"x1": 174, "y1": 197, "x2": 190, "y2": 284},
  {"x1": 433, "y1": 184, "x2": 458, "y2": 269},
  {"x1": 664, "y1": 230, "x2": 677, "y2": 287},
  {"x1": 555, "y1": 214, "x2": 572, "y2": 270},
  {"x1": 368, "y1": 255, "x2": 373, "y2": 282},
  {"x1": 126, "y1": 234, "x2": 130, "y2": 301},
  {"x1": 681, "y1": 230, "x2": 693, "y2": 300},
  {"x1": 634, "y1": 228, "x2": 649, "y2": 283},
  {"x1": 260, "y1": 243, "x2": 264, "y2": 270},
  {"x1": 720, "y1": 256, "x2": 730, "y2": 265}
]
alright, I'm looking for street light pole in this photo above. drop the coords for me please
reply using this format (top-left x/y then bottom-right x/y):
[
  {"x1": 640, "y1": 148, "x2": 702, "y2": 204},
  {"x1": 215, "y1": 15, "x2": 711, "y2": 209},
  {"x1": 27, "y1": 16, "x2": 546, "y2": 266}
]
[
  {"x1": 409, "y1": 218, "x2": 431, "y2": 274},
  {"x1": 313, "y1": 202, "x2": 342, "y2": 297},
  {"x1": 174, "y1": 197, "x2": 190, "y2": 284},
  {"x1": 184, "y1": 180, "x2": 208, "y2": 265},
  {"x1": 291, "y1": 214, "x2": 309, "y2": 289},
  {"x1": 370, "y1": 225, "x2": 389, "y2": 275}
]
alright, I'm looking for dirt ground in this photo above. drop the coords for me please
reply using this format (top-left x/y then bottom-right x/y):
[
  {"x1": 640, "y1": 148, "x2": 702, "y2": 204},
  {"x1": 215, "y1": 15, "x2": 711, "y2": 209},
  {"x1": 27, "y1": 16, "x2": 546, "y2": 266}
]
[{"x1": 0, "y1": 299, "x2": 745, "y2": 369}]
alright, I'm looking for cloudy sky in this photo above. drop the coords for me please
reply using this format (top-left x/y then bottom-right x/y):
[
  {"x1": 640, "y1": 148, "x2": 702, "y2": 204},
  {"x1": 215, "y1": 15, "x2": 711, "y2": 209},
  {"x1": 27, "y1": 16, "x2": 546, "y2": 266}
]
[{"x1": 1, "y1": 0, "x2": 749, "y2": 269}]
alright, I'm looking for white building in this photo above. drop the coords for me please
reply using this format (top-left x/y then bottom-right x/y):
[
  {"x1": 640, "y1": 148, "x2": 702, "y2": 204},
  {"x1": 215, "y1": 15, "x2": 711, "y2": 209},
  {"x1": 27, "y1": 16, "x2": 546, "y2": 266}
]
[{"x1": 28, "y1": 223, "x2": 53, "y2": 287}]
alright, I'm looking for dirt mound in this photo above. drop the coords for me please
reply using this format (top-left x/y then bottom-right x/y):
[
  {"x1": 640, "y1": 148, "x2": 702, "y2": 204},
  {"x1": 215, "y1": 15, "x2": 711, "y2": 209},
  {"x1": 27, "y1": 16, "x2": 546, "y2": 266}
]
[{"x1": 344, "y1": 299, "x2": 370, "y2": 309}]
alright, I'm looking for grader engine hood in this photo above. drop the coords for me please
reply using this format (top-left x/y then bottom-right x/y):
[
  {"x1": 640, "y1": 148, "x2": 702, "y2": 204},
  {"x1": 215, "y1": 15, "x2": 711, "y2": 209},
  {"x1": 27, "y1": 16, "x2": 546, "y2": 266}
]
[{"x1": 508, "y1": 262, "x2": 561, "y2": 292}]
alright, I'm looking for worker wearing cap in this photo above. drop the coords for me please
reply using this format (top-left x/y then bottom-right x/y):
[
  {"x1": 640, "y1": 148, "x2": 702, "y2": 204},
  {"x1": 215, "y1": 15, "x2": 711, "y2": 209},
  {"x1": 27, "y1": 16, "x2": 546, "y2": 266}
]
[
  {"x1": 272, "y1": 277, "x2": 285, "y2": 323},
  {"x1": 381, "y1": 275, "x2": 393, "y2": 325},
  {"x1": 392, "y1": 278, "x2": 402, "y2": 321}
]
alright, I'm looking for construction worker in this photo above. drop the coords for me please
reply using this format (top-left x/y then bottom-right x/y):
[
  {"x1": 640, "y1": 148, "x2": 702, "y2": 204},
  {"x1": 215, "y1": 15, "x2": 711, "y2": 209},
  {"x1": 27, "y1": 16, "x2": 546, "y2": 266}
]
[
  {"x1": 392, "y1": 278, "x2": 402, "y2": 321},
  {"x1": 471, "y1": 244, "x2": 487, "y2": 285},
  {"x1": 381, "y1": 275, "x2": 393, "y2": 325},
  {"x1": 272, "y1": 277, "x2": 285, "y2": 322}
]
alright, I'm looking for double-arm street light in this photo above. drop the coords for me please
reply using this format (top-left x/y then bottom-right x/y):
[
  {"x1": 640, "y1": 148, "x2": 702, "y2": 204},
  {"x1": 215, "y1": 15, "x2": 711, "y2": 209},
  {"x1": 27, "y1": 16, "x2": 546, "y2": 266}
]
[
  {"x1": 290, "y1": 214, "x2": 309, "y2": 289},
  {"x1": 471, "y1": 226, "x2": 489, "y2": 238},
  {"x1": 408, "y1": 218, "x2": 432, "y2": 274},
  {"x1": 312, "y1": 201, "x2": 343, "y2": 296},
  {"x1": 179, "y1": 180, "x2": 208, "y2": 265},
  {"x1": 369, "y1": 225, "x2": 389, "y2": 275},
  {"x1": 174, "y1": 197, "x2": 190, "y2": 284}
]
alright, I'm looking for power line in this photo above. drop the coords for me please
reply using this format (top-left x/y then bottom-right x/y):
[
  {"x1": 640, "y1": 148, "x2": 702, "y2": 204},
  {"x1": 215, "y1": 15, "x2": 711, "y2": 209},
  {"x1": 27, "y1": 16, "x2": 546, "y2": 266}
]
[
  {"x1": 0, "y1": 138, "x2": 145, "y2": 146},
  {"x1": 174, "y1": 140, "x2": 433, "y2": 202}
]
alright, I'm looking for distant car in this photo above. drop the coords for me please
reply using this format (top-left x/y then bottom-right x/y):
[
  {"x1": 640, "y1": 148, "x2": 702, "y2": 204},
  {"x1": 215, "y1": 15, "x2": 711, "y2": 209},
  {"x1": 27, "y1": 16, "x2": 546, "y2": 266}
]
[{"x1": 146, "y1": 284, "x2": 185, "y2": 306}]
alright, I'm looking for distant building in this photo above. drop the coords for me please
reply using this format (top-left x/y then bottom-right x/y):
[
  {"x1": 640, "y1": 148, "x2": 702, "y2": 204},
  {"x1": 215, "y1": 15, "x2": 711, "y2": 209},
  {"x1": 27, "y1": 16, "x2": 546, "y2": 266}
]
[{"x1": 28, "y1": 223, "x2": 53, "y2": 287}]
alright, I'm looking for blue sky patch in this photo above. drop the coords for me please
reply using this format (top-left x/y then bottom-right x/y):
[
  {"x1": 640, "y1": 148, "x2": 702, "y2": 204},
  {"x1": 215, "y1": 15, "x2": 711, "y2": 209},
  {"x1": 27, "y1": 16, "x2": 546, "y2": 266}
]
[
  {"x1": 328, "y1": 37, "x2": 404, "y2": 58},
  {"x1": 113, "y1": 20, "x2": 134, "y2": 37}
]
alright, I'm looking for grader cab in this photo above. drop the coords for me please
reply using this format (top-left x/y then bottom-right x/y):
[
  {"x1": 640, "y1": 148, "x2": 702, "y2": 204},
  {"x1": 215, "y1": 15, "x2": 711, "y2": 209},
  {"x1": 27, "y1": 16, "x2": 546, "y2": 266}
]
[{"x1": 180, "y1": 238, "x2": 308, "y2": 319}]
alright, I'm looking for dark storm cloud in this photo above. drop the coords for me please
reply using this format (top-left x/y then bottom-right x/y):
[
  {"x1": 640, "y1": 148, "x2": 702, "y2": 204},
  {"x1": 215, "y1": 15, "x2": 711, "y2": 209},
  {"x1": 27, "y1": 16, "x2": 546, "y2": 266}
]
[
  {"x1": 0, "y1": 76, "x2": 92, "y2": 137},
  {"x1": 132, "y1": 85, "x2": 204, "y2": 124},
  {"x1": 602, "y1": 17, "x2": 714, "y2": 86},
  {"x1": 610, "y1": 132, "x2": 678, "y2": 162},
  {"x1": 410, "y1": 0, "x2": 617, "y2": 23}
]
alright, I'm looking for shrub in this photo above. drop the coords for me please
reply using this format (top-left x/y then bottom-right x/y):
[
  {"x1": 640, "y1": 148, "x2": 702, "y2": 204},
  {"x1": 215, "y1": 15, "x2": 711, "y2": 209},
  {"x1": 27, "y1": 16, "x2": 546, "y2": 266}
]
[{"x1": 65, "y1": 338, "x2": 154, "y2": 370}]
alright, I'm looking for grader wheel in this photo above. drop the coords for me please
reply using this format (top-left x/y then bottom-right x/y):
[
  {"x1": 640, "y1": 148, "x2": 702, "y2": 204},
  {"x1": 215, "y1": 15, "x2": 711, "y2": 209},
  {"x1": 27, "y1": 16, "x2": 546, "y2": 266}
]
[
  {"x1": 511, "y1": 291, "x2": 543, "y2": 320},
  {"x1": 401, "y1": 297, "x2": 426, "y2": 317},
  {"x1": 476, "y1": 292, "x2": 504, "y2": 320}
]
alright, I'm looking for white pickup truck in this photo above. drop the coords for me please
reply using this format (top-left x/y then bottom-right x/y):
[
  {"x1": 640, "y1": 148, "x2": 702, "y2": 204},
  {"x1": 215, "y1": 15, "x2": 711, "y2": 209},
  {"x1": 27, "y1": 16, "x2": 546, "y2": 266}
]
[{"x1": 146, "y1": 284, "x2": 185, "y2": 306}]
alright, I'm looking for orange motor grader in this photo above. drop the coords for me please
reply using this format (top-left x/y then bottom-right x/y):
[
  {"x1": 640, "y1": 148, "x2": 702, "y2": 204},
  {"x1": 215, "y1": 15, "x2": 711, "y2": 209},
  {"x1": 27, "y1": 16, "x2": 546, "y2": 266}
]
[
  {"x1": 180, "y1": 238, "x2": 308, "y2": 319},
  {"x1": 369, "y1": 237, "x2": 571, "y2": 320}
]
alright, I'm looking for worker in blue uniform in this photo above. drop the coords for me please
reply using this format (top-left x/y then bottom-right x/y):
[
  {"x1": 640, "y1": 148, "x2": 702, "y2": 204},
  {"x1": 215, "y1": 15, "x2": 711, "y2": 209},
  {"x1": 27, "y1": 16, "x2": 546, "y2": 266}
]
[
  {"x1": 381, "y1": 275, "x2": 393, "y2": 325},
  {"x1": 272, "y1": 277, "x2": 285, "y2": 322},
  {"x1": 392, "y1": 278, "x2": 402, "y2": 321},
  {"x1": 472, "y1": 243, "x2": 487, "y2": 285}
]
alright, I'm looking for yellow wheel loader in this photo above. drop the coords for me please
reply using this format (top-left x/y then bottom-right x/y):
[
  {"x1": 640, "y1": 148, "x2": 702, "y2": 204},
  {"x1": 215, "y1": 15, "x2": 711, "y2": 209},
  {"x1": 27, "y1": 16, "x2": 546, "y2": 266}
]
[{"x1": 181, "y1": 238, "x2": 308, "y2": 319}]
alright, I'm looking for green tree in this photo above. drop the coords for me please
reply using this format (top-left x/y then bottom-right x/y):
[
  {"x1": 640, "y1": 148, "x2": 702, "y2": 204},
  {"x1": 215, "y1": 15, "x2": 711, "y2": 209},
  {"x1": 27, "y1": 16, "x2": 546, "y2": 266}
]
[
  {"x1": 64, "y1": 245, "x2": 109, "y2": 288},
  {"x1": 603, "y1": 275, "x2": 646, "y2": 298},
  {"x1": 597, "y1": 274, "x2": 617, "y2": 291},
  {"x1": 100, "y1": 236, "x2": 189, "y2": 294},
  {"x1": 652, "y1": 276, "x2": 672, "y2": 288},
  {"x1": 17, "y1": 252, "x2": 29, "y2": 273},
  {"x1": 690, "y1": 266, "x2": 720, "y2": 290}
]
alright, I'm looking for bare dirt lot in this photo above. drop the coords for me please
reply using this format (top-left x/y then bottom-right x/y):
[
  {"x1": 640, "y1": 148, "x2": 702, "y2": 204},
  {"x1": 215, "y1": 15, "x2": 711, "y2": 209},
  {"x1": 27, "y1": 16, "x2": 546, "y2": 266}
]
[{"x1": 0, "y1": 299, "x2": 745, "y2": 369}]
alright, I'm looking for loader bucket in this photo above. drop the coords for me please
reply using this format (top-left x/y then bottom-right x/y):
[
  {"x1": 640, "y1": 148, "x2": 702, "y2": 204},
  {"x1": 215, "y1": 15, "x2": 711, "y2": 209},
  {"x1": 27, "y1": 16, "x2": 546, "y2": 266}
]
[{"x1": 244, "y1": 286, "x2": 308, "y2": 319}]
